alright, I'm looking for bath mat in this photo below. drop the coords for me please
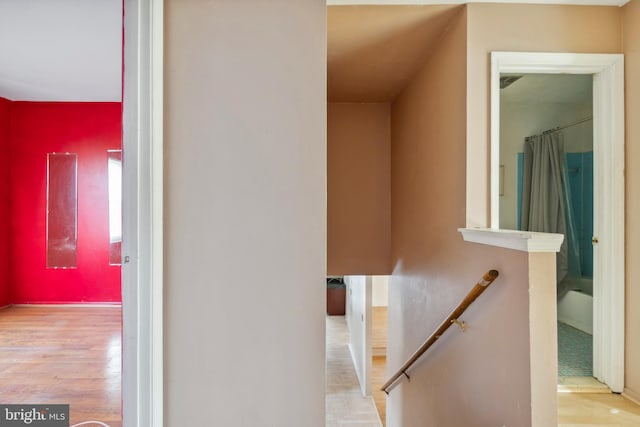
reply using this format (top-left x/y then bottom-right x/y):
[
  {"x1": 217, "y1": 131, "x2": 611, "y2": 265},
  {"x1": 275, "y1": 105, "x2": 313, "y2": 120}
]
[{"x1": 558, "y1": 321, "x2": 593, "y2": 377}]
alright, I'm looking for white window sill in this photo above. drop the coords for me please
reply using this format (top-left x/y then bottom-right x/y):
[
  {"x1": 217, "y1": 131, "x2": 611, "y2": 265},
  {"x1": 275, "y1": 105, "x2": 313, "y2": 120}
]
[{"x1": 458, "y1": 228, "x2": 564, "y2": 253}]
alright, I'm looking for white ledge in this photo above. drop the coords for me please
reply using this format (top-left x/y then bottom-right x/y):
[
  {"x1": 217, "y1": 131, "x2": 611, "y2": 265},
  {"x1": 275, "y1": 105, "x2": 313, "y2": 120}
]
[{"x1": 458, "y1": 228, "x2": 564, "y2": 253}]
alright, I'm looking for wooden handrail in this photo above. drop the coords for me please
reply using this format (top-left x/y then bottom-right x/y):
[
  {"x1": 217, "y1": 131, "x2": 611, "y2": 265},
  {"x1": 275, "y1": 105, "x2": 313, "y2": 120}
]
[{"x1": 381, "y1": 270, "x2": 499, "y2": 394}]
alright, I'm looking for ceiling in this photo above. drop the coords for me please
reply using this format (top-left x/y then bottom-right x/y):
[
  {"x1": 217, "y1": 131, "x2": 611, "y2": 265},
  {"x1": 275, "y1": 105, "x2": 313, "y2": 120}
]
[
  {"x1": 501, "y1": 74, "x2": 593, "y2": 105},
  {"x1": 327, "y1": 1, "x2": 626, "y2": 103},
  {"x1": 328, "y1": 5, "x2": 462, "y2": 102},
  {"x1": 0, "y1": 1, "x2": 621, "y2": 103},
  {"x1": 0, "y1": 0, "x2": 122, "y2": 102}
]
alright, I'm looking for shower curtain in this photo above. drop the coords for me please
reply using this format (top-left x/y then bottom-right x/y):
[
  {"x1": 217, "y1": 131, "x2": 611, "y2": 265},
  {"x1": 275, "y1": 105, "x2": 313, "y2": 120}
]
[{"x1": 520, "y1": 131, "x2": 581, "y2": 296}]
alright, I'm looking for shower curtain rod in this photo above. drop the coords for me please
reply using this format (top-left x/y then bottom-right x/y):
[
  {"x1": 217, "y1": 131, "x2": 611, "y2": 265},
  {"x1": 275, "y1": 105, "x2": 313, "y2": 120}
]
[{"x1": 543, "y1": 116, "x2": 593, "y2": 135}]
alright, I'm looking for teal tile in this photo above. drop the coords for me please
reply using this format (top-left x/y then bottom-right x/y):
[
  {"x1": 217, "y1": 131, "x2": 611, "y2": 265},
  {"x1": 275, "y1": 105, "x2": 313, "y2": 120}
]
[{"x1": 558, "y1": 321, "x2": 592, "y2": 377}]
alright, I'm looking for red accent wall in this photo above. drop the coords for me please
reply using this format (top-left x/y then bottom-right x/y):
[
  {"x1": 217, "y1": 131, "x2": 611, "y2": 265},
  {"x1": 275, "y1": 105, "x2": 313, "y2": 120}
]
[
  {"x1": 0, "y1": 98, "x2": 10, "y2": 307},
  {"x1": 9, "y1": 102, "x2": 122, "y2": 303}
]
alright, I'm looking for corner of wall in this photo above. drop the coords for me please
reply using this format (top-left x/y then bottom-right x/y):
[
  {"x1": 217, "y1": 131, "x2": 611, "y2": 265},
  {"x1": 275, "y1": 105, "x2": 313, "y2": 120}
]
[
  {"x1": 528, "y1": 252, "x2": 558, "y2": 426},
  {"x1": 622, "y1": 0, "x2": 640, "y2": 399},
  {"x1": 388, "y1": 5, "x2": 536, "y2": 426},
  {"x1": 0, "y1": 98, "x2": 11, "y2": 307}
]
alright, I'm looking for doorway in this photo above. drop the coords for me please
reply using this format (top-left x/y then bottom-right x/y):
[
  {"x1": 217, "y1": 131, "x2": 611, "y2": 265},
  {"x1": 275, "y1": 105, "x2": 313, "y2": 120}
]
[
  {"x1": 1, "y1": 0, "x2": 165, "y2": 424},
  {"x1": 499, "y1": 73, "x2": 598, "y2": 386},
  {"x1": 0, "y1": 1, "x2": 125, "y2": 425},
  {"x1": 0, "y1": 105, "x2": 124, "y2": 425},
  {"x1": 491, "y1": 52, "x2": 625, "y2": 393}
]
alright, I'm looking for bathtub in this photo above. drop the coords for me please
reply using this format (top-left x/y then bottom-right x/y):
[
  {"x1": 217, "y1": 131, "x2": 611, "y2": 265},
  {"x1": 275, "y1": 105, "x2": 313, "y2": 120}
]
[{"x1": 557, "y1": 276, "x2": 593, "y2": 335}]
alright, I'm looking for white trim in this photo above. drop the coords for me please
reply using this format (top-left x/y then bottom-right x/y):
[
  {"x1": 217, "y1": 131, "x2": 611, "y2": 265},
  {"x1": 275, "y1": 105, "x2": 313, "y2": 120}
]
[
  {"x1": 326, "y1": 0, "x2": 629, "y2": 5},
  {"x1": 459, "y1": 228, "x2": 564, "y2": 252},
  {"x1": 344, "y1": 276, "x2": 373, "y2": 398},
  {"x1": 347, "y1": 343, "x2": 366, "y2": 394},
  {"x1": 371, "y1": 394, "x2": 384, "y2": 427},
  {"x1": 490, "y1": 51, "x2": 625, "y2": 393},
  {"x1": 364, "y1": 276, "x2": 373, "y2": 397},
  {"x1": 150, "y1": 0, "x2": 164, "y2": 423},
  {"x1": 592, "y1": 56, "x2": 625, "y2": 393},
  {"x1": 122, "y1": 0, "x2": 163, "y2": 426},
  {"x1": 623, "y1": 389, "x2": 640, "y2": 406}
]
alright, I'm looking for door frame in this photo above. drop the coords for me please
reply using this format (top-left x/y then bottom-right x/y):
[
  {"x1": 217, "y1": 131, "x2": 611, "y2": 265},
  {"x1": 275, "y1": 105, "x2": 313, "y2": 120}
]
[
  {"x1": 490, "y1": 52, "x2": 625, "y2": 392},
  {"x1": 122, "y1": 0, "x2": 164, "y2": 425}
]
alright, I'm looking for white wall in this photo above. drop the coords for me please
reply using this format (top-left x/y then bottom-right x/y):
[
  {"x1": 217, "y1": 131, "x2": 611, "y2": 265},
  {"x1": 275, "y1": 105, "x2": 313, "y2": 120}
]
[
  {"x1": 499, "y1": 101, "x2": 593, "y2": 230},
  {"x1": 372, "y1": 275, "x2": 389, "y2": 307},
  {"x1": 345, "y1": 275, "x2": 372, "y2": 396},
  {"x1": 164, "y1": 1, "x2": 327, "y2": 425}
]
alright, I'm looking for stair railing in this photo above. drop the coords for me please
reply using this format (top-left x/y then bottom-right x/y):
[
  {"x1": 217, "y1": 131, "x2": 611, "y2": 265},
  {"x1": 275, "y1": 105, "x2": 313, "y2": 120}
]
[{"x1": 381, "y1": 270, "x2": 499, "y2": 394}]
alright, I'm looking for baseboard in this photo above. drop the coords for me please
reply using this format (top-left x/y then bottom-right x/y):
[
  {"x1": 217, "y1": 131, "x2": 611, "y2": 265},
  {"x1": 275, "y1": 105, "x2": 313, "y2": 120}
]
[
  {"x1": 11, "y1": 303, "x2": 122, "y2": 308},
  {"x1": 0, "y1": 304, "x2": 11, "y2": 311},
  {"x1": 348, "y1": 343, "x2": 368, "y2": 397},
  {"x1": 368, "y1": 395, "x2": 383, "y2": 427},
  {"x1": 622, "y1": 388, "x2": 640, "y2": 405}
]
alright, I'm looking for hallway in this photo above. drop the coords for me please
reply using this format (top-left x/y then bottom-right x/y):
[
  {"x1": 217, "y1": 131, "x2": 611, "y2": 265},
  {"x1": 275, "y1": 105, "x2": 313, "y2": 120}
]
[{"x1": 326, "y1": 315, "x2": 382, "y2": 427}]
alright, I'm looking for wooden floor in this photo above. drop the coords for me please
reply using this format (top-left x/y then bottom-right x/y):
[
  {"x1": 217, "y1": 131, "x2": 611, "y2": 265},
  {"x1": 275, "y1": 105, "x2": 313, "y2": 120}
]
[
  {"x1": 372, "y1": 356, "x2": 386, "y2": 426},
  {"x1": 372, "y1": 307, "x2": 387, "y2": 357},
  {"x1": 326, "y1": 315, "x2": 381, "y2": 427},
  {"x1": 559, "y1": 392, "x2": 640, "y2": 426},
  {"x1": 7, "y1": 307, "x2": 637, "y2": 427},
  {"x1": 371, "y1": 306, "x2": 387, "y2": 425},
  {"x1": 0, "y1": 306, "x2": 122, "y2": 427}
]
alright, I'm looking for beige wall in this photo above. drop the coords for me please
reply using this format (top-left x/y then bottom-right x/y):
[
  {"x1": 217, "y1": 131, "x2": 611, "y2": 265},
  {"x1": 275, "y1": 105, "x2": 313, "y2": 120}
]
[
  {"x1": 466, "y1": 0, "x2": 640, "y2": 404},
  {"x1": 466, "y1": 4, "x2": 622, "y2": 227},
  {"x1": 164, "y1": 1, "x2": 326, "y2": 425},
  {"x1": 461, "y1": 4, "x2": 627, "y2": 422},
  {"x1": 327, "y1": 103, "x2": 391, "y2": 275},
  {"x1": 623, "y1": 0, "x2": 640, "y2": 403},
  {"x1": 388, "y1": 8, "x2": 534, "y2": 426}
]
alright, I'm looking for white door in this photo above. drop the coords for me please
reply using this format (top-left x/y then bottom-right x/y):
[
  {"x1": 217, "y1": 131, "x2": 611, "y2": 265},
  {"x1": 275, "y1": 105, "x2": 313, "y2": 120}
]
[{"x1": 490, "y1": 52, "x2": 625, "y2": 392}]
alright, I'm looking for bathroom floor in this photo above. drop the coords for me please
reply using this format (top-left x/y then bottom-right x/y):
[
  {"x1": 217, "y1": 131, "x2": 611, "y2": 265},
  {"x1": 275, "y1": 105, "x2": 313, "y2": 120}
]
[{"x1": 558, "y1": 321, "x2": 593, "y2": 377}]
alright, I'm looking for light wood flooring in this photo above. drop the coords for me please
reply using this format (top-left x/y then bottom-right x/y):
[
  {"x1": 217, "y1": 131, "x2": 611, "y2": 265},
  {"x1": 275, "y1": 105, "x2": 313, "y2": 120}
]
[
  {"x1": 0, "y1": 306, "x2": 122, "y2": 427},
  {"x1": 371, "y1": 306, "x2": 388, "y2": 425},
  {"x1": 372, "y1": 307, "x2": 387, "y2": 357},
  {"x1": 559, "y1": 392, "x2": 640, "y2": 426},
  {"x1": 7, "y1": 306, "x2": 637, "y2": 426},
  {"x1": 371, "y1": 356, "x2": 386, "y2": 426},
  {"x1": 326, "y1": 315, "x2": 381, "y2": 427}
]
